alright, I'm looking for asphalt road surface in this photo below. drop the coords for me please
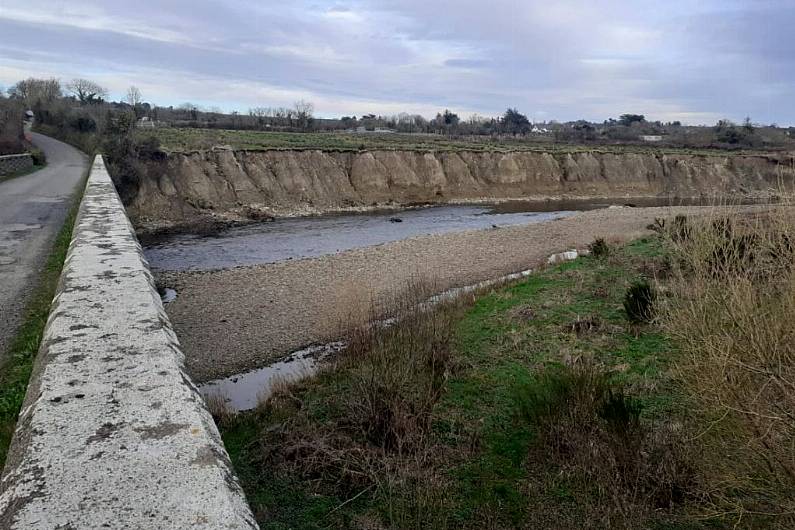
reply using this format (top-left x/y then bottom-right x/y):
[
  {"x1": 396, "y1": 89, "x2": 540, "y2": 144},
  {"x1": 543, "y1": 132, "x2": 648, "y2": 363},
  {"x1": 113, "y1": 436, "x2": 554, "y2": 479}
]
[{"x1": 0, "y1": 133, "x2": 88, "y2": 357}]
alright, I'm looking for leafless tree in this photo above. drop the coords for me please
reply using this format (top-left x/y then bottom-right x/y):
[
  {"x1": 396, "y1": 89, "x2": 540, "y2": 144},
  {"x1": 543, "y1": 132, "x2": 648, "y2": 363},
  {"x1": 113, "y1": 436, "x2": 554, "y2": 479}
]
[
  {"x1": 8, "y1": 78, "x2": 62, "y2": 107},
  {"x1": 293, "y1": 100, "x2": 314, "y2": 131},
  {"x1": 178, "y1": 102, "x2": 200, "y2": 120},
  {"x1": 66, "y1": 78, "x2": 108, "y2": 105},
  {"x1": 272, "y1": 107, "x2": 292, "y2": 128},
  {"x1": 125, "y1": 86, "x2": 142, "y2": 107},
  {"x1": 249, "y1": 106, "x2": 272, "y2": 129}
]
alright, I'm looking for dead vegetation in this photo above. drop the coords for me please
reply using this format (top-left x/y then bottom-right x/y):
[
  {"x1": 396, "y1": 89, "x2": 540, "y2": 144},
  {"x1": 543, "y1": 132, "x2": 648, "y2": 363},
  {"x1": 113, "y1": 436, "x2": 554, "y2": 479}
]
[
  {"x1": 520, "y1": 361, "x2": 695, "y2": 529},
  {"x1": 249, "y1": 281, "x2": 463, "y2": 526},
  {"x1": 662, "y1": 208, "x2": 795, "y2": 526}
]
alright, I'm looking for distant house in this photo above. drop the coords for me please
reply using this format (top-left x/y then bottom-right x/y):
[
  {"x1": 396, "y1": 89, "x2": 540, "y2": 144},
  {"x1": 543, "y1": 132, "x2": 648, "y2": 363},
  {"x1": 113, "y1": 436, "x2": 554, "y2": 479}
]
[
  {"x1": 531, "y1": 126, "x2": 549, "y2": 134},
  {"x1": 640, "y1": 135, "x2": 663, "y2": 142},
  {"x1": 24, "y1": 110, "x2": 35, "y2": 122},
  {"x1": 137, "y1": 116, "x2": 156, "y2": 129},
  {"x1": 348, "y1": 126, "x2": 397, "y2": 134}
]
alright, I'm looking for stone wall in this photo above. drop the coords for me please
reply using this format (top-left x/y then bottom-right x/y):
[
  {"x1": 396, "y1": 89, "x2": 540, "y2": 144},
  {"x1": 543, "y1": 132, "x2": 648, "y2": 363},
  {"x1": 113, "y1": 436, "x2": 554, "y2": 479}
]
[
  {"x1": 0, "y1": 157, "x2": 259, "y2": 529},
  {"x1": 0, "y1": 154, "x2": 33, "y2": 176}
]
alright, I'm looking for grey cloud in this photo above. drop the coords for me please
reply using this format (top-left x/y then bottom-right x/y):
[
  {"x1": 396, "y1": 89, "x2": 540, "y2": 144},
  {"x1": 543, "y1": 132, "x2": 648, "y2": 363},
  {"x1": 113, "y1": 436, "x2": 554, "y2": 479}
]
[{"x1": 0, "y1": 0, "x2": 792, "y2": 124}]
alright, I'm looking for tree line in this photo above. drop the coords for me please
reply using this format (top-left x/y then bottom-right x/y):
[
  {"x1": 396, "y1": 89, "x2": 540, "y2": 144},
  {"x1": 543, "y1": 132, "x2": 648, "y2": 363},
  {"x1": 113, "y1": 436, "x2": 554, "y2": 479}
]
[{"x1": 2, "y1": 76, "x2": 794, "y2": 154}]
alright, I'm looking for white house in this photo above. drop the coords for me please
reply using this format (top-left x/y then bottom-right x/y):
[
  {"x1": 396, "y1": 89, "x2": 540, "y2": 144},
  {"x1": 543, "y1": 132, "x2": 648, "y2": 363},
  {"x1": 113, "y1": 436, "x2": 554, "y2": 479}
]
[{"x1": 136, "y1": 116, "x2": 156, "y2": 129}]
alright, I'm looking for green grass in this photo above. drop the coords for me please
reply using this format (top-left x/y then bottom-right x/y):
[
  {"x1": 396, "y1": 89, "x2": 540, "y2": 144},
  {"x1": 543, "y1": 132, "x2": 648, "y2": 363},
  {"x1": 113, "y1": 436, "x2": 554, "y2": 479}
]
[
  {"x1": 219, "y1": 236, "x2": 705, "y2": 528},
  {"x1": 0, "y1": 172, "x2": 85, "y2": 468},
  {"x1": 141, "y1": 127, "x2": 766, "y2": 157}
]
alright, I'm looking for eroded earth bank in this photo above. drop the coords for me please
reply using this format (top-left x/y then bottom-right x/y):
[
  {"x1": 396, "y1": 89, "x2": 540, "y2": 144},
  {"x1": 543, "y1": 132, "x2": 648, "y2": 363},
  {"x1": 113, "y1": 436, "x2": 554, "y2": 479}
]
[{"x1": 130, "y1": 148, "x2": 795, "y2": 233}]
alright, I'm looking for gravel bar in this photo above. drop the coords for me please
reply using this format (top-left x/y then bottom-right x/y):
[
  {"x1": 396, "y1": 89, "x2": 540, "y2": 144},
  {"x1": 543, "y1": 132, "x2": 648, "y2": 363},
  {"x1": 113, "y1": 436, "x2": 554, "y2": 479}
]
[{"x1": 159, "y1": 205, "x2": 757, "y2": 382}]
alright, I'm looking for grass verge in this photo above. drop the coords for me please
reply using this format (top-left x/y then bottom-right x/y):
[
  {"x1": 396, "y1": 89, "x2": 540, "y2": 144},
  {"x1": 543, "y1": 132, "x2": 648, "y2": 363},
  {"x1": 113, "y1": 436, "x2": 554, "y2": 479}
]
[{"x1": 0, "y1": 173, "x2": 86, "y2": 468}]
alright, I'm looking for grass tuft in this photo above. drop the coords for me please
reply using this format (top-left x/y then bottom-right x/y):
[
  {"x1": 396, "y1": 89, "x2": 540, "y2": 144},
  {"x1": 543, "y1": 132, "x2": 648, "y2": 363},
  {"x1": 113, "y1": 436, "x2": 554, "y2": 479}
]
[
  {"x1": 624, "y1": 280, "x2": 656, "y2": 324},
  {"x1": 519, "y1": 361, "x2": 693, "y2": 528}
]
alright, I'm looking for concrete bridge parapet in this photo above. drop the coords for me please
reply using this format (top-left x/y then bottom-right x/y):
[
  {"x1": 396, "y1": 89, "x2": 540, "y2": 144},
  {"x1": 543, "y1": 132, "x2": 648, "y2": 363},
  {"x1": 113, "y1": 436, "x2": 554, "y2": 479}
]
[{"x1": 0, "y1": 157, "x2": 258, "y2": 529}]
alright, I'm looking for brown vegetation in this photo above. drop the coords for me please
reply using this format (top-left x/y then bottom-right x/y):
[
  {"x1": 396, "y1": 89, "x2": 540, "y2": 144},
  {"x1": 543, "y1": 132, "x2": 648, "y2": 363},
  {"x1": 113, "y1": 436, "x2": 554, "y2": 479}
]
[
  {"x1": 662, "y1": 209, "x2": 795, "y2": 525},
  {"x1": 519, "y1": 361, "x2": 695, "y2": 528},
  {"x1": 254, "y1": 282, "x2": 461, "y2": 520}
]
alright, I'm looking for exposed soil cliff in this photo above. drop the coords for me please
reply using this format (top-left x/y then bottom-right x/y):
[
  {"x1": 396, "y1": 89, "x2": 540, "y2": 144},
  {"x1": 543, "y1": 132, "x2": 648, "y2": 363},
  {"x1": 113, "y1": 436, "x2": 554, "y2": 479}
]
[{"x1": 129, "y1": 149, "x2": 795, "y2": 230}]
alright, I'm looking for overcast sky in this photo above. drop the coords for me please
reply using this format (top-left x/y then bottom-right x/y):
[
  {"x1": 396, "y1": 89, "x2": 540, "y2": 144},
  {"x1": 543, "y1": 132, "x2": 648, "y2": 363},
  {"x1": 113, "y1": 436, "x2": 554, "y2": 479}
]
[{"x1": 0, "y1": 0, "x2": 792, "y2": 125}]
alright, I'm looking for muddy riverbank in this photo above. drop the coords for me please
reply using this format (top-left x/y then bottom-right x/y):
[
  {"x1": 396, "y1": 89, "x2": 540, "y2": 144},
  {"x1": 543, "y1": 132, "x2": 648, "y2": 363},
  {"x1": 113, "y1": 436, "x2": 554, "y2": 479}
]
[{"x1": 159, "y1": 204, "x2": 763, "y2": 382}]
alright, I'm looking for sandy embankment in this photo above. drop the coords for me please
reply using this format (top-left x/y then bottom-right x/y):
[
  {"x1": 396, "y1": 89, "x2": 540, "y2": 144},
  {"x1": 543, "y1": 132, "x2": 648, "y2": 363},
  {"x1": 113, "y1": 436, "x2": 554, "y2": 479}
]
[{"x1": 159, "y1": 205, "x2": 752, "y2": 382}]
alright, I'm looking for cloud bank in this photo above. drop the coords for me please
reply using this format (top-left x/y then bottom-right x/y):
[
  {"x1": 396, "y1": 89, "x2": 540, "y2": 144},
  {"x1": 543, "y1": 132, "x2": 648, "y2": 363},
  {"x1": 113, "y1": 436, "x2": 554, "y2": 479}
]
[{"x1": 1, "y1": 0, "x2": 792, "y2": 124}]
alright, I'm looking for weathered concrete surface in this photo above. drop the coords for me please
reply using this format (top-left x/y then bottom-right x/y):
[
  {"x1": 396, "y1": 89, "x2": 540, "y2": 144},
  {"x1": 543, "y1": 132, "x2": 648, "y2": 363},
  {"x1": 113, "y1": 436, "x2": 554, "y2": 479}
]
[
  {"x1": 0, "y1": 158, "x2": 258, "y2": 529},
  {"x1": 0, "y1": 133, "x2": 87, "y2": 359}
]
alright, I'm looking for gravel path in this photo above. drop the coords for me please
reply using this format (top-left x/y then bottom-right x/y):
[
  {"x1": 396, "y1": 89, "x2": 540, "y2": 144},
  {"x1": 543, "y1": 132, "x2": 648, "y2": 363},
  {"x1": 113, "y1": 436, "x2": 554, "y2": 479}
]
[{"x1": 160, "y1": 205, "x2": 749, "y2": 382}]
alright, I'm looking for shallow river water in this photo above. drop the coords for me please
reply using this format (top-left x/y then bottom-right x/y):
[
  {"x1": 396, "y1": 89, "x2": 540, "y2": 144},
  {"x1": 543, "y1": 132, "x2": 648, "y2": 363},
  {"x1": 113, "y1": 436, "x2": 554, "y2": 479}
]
[
  {"x1": 145, "y1": 204, "x2": 576, "y2": 271},
  {"x1": 143, "y1": 197, "x2": 734, "y2": 272}
]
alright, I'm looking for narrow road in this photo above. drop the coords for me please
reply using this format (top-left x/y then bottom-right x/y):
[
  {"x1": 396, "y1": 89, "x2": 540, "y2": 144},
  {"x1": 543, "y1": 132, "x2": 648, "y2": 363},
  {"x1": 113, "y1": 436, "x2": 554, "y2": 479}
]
[{"x1": 0, "y1": 133, "x2": 88, "y2": 356}]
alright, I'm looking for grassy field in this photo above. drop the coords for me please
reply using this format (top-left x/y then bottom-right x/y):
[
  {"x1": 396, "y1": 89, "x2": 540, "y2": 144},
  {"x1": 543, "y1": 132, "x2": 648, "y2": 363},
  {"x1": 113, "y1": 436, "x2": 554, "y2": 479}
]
[
  {"x1": 214, "y1": 227, "x2": 795, "y2": 529},
  {"x1": 140, "y1": 127, "x2": 769, "y2": 156},
  {"x1": 0, "y1": 176, "x2": 84, "y2": 468}
]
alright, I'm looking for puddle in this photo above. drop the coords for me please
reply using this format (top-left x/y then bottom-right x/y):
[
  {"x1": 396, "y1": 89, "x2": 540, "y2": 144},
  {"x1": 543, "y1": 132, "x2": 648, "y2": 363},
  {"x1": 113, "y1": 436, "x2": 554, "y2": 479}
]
[
  {"x1": 1, "y1": 223, "x2": 42, "y2": 233},
  {"x1": 199, "y1": 249, "x2": 582, "y2": 411},
  {"x1": 200, "y1": 342, "x2": 346, "y2": 411},
  {"x1": 160, "y1": 288, "x2": 177, "y2": 304}
]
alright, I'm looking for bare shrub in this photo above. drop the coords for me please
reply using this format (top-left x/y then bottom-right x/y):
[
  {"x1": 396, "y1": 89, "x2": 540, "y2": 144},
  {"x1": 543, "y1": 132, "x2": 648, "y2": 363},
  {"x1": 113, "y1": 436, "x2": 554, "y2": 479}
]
[
  {"x1": 588, "y1": 237, "x2": 610, "y2": 258},
  {"x1": 258, "y1": 280, "x2": 459, "y2": 505},
  {"x1": 647, "y1": 217, "x2": 666, "y2": 233},
  {"x1": 623, "y1": 281, "x2": 656, "y2": 323},
  {"x1": 662, "y1": 207, "x2": 795, "y2": 524},
  {"x1": 520, "y1": 361, "x2": 694, "y2": 528},
  {"x1": 671, "y1": 214, "x2": 691, "y2": 242},
  {"x1": 343, "y1": 280, "x2": 455, "y2": 455}
]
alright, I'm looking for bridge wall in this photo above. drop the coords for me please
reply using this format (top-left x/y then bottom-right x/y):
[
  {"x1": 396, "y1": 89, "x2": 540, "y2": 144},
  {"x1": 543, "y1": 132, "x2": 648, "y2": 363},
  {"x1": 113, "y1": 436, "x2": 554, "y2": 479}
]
[{"x1": 0, "y1": 157, "x2": 258, "y2": 529}]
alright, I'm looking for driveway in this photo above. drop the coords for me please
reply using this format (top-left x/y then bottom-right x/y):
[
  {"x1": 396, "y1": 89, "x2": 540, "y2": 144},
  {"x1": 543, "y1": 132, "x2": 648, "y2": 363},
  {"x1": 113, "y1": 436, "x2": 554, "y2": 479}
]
[{"x1": 0, "y1": 133, "x2": 88, "y2": 356}]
